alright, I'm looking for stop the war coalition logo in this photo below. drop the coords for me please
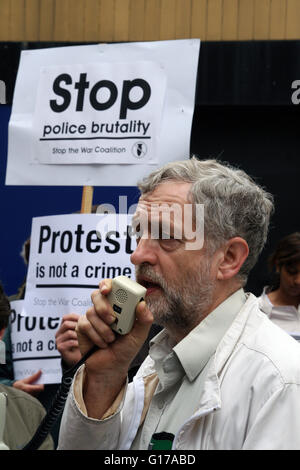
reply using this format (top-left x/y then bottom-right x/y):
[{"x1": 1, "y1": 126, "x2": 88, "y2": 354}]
[{"x1": 32, "y1": 61, "x2": 166, "y2": 165}]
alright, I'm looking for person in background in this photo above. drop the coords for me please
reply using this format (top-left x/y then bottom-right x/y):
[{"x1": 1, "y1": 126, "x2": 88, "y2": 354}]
[
  {"x1": 259, "y1": 232, "x2": 300, "y2": 341},
  {"x1": 0, "y1": 282, "x2": 54, "y2": 450},
  {"x1": 0, "y1": 238, "x2": 44, "y2": 395},
  {"x1": 0, "y1": 237, "x2": 62, "y2": 447}
]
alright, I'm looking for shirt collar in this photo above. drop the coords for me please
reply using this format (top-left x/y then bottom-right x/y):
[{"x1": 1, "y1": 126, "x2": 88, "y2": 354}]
[
  {"x1": 149, "y1": 288, "x2": 246, "y2": 382},
  {"x1": 174, "y1": 288, "x2": 246, "y2": 381}
]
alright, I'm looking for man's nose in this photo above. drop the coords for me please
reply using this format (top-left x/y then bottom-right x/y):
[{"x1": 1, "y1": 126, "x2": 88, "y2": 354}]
[{"x1": 130, "y1": 237, "x2": 157, "y2": 266}]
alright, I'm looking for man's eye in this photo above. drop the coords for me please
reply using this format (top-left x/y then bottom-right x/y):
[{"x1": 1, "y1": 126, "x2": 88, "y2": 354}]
[{"x1": 159, "y1": 238, "x2": 182, "y2": 250}]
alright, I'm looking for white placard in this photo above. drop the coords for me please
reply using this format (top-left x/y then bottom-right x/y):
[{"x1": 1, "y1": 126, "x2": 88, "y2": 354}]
[
  {"x1": 32, "y1": 61, "x2": 166, "y2": 165},
  {"x1": 6, "y1": 39, "x2": 200, "y2": 185},
  {"x1": 10, "y1": 299, "x2": 62, "y2": 384},
  {"x1": 22, "y1": 213, "x2": 135, "y2": 318},
  {"x1": 12, "y1": 213, "x2": 135, "y2": 384}
]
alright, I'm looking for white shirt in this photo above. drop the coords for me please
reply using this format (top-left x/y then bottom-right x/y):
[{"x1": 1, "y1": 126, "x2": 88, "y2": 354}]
[
  {"x1": 132, "y1": 288, "x2": 246, "y2": 449},
  {"x1": 58, "y1": 292, "x2": 300, "y2": 450},
  {"x1": 258, "y1": 286, "x2": 300, "y2": 341}
]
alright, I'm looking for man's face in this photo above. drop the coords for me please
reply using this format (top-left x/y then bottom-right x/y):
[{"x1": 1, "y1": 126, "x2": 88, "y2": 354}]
[{"x1": 130, "y1": 181, "x2": 217, "y2": 333}]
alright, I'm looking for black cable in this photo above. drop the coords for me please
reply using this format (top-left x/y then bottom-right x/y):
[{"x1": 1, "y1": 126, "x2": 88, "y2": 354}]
[{"x1": 22, "y1": 344, "x2": 99, "y2": 450}]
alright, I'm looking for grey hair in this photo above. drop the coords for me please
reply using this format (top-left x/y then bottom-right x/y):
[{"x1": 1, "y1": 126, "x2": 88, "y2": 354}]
[{"x1": 137, "y1": 156, "x2": 274, "y2": 285}]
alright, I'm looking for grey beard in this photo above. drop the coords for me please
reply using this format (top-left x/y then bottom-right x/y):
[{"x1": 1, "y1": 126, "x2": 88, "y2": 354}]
[{"x1": 135, "y1": 261, "x2": 215, "y2": 331}]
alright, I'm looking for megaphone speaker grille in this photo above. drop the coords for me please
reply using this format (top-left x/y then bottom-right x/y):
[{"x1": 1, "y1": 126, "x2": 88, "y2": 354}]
[{"x1": 115, "y1": 289, "x2": 128, "y2": 303}]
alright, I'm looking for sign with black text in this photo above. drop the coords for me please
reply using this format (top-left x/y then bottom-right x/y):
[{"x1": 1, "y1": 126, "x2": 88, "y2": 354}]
[
  {"x1": 6, "y1": 40, "x2": 200, "y2": 185},
  {"x1": 17, "y1": 213, "x2": 134, "y2": 383},
  {"x1": 22, "y1": 213, "x2": 135, "y2": 318},
  {"x1": 33, "y1": 61, "x2": 166, "y2": 165},
  {"x1": 10, "y1": 299, "x2": 62, "y2": 384}
]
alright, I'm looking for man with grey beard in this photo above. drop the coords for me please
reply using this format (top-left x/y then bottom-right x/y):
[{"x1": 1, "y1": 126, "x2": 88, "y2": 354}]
[{"x1": 58, "y1": 157, "x2": 300, "y2": 450}]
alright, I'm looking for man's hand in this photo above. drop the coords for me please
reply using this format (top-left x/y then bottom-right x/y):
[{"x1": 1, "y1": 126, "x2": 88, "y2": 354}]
[
  {"x1": 55, "y1": 313, "x2": 81, "y2": 368},
  {"x1": 13, "y1": 370, "x2": 44, "y2": 396},
  {"x1": 76, "y1": 279, "x2": 153, "y2": 418}
]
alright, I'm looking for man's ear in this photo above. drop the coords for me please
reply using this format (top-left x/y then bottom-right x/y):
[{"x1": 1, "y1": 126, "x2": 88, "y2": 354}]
[
  {"x1": 216, "y1": 237, "x2": 249, "y2": 281},
  {"x1": 0, "y1": 328, "x2": 5, "y2": 341}
]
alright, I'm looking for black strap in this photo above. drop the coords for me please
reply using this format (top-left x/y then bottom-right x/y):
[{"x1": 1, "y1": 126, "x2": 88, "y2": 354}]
[{"x1": 22, "y1": 344, "x2": 99, "y2": 450}]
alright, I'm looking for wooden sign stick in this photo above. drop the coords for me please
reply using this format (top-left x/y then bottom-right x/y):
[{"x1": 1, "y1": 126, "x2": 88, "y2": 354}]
[{"x1": 80, "y1": 185, "x2": 94, "y2": 214}]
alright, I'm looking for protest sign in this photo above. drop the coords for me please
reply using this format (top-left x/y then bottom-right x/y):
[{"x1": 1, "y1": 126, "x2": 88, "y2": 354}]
[
  {"x1": 12, "y1": 213, "x2": 134, "y2": 383},
  {"x1": 22, "y1": 213, "x2": 134, "y2": 318},
  {"x1": 10, "y1": 299, "x2": 62, "y2": 384},
  {"x1": 6, "y1": 39, "x2": 200, "y2": 185},
  {"x1": 32, "y1": 60, "x2": 166, "y2": 165}
]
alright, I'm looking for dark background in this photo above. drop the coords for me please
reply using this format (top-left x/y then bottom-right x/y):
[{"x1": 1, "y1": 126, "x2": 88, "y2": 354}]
[{"x1": 0, "y1": 40, "x2": 299, "y2": 296}]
